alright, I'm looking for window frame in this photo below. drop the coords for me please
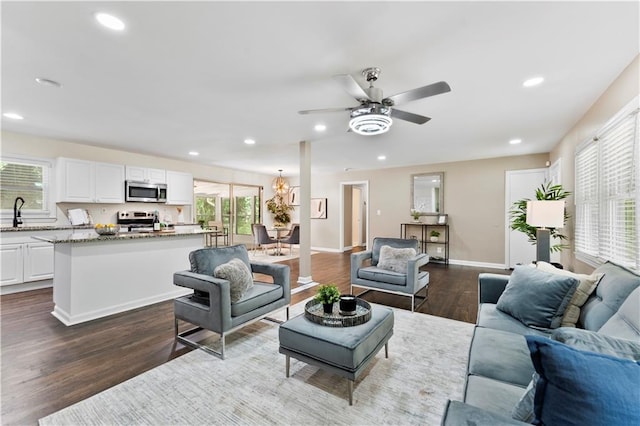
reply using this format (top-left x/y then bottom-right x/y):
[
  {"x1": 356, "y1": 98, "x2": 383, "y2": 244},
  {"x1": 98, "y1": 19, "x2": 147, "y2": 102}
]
[
  {"x1": 574, "y1": 97, "x2": 639, "y2": 271},
  {"x1": 0, "y1": 154, "x2": 57, "y2": 224}
]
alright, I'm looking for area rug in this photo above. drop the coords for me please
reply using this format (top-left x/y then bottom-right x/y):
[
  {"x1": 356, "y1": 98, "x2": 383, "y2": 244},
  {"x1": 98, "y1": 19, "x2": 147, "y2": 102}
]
[
  {"x1": 248, "y1": 250, "x2": 318, "y2": 264},
  {"x1": 39, "y1": 304, "x2": 474, "y2": 426}
]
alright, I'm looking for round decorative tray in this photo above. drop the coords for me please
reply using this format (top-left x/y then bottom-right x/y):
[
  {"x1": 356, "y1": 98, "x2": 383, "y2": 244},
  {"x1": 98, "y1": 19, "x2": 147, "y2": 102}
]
[{"x1": 304, "y1": 298, "x2": 371, "y2": 327}]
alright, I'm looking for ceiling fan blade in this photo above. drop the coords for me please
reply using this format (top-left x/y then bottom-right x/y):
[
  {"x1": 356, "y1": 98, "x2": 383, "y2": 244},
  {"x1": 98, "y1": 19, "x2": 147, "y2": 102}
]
[
  {"x1": 385, "y1": 81, "x2": 451, "y2": 106},
  {"x1": 390, "y1": 109, "x2": 431, "y2": 125},
  {"x1": 298, "y1": 107, "x2": 353, "y2": 115},
  {"x1": 332, "y1": 74, "x2": 371, "y2": 101}
]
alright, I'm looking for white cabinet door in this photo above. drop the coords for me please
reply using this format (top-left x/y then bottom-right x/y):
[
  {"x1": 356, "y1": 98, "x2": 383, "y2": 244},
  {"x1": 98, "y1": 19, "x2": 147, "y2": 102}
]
[
  {"x1": 126, "y1": 166, "x2": 166, "y2": 183},
  {"x1": 57, "y1": 158, "x2": 95, "y2": 202},
  {"x1": 23, "y1": 242, "x2": 54, "y2": 282},
  {"x1": 166, "y1": 171, "x2": 193, "y2": 205},
  {"x1": 1, "y1": 244, "x2": 24, "y2": 286},
  {"x1": 95, "y1": 162, "x2": 125, "y2": 203},
  {"x1": 125, "y1": 166, "x2": 146, "y2": 182}
]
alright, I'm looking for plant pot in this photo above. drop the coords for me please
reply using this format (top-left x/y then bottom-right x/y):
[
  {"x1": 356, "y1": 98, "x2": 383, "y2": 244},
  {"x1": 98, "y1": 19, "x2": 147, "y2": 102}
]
[
  {"x1": 430, "y1": 237, "x2": 439, "y2": 242},
  {"x1": 322, "y1": 303, "x2": 334, "y2": 314},
  {"x1": 412, "y1": 218, "x2": 421, "y2": 223},
  {"x1": 339, "y1": 295, "x2": 357, "y2": 315}
]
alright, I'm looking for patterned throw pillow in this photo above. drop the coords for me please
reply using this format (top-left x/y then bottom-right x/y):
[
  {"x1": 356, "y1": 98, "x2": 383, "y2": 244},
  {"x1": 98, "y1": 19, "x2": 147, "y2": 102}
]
[
  {"x1": 214, "y1": 258, "x2": 254, "y2": 303},
  {"x1": 377, "y1": 245, "x2": 417, "y2": 273},
  {"x1": 536, "y1": 261, "x2": 603, "y2": 327}
]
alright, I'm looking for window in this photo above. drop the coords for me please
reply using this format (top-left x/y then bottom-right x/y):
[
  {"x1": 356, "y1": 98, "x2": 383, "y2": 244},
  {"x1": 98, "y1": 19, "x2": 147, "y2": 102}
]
[
  {"x1": 0, "y1": 155, "x2": 56, "y2": 222},
  {"x1": 575, "y1": 98, "x2": 639, "y2": 270}
]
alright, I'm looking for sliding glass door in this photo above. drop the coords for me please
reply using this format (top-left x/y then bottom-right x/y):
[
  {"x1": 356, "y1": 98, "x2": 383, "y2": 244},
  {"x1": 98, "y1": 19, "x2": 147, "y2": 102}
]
[{"x1": 194, "y1": 180, "x2": 262, "y2": 246}]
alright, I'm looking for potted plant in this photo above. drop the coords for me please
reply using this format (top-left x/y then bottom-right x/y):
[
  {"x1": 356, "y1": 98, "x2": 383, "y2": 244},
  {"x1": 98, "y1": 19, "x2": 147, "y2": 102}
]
[
  {"x1": 315, "y1": 284, "x2": 341, "y2": 314},
  {"x1": 430, "y1": 230, "x2": 440, "y2": 242},
  {"x1": 266, "y1": 193, "x2": 293, "y2": 227},
  {"x1": 509, "y1": 182, "x2": 571, "y2": 255},
  {"x1": 410, "y1": 209, "x2": 421, "y2": 222}
]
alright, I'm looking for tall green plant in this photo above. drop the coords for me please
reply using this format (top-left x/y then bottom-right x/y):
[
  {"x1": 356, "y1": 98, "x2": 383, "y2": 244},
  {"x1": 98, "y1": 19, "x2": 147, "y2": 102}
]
[
  {"x1": 509, "y1": 182, "x2": 571, "y2": 253},
  {"x1": 265, "y1": 193, "x2": 293, "y2": 226}
]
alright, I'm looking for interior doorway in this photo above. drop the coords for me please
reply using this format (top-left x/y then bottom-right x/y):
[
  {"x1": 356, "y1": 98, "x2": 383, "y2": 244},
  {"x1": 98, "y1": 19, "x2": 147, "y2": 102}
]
[{"x1": 340, "y1": 181, "x2": 369, "y2": 251}]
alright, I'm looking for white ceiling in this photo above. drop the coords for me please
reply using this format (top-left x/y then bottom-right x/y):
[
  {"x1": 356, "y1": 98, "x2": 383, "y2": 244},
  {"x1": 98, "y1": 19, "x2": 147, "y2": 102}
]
[{"x1": 2, "y1": 1, "x2": 638, "y2": 177}]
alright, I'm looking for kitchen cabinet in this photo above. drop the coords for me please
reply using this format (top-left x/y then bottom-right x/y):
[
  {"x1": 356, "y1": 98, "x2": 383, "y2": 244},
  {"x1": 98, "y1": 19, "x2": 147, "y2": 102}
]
[
  {"x1": 57, "y1": 157, "x2": 125, "y2": 203},
  {"x1": 1, "y1": 240, "x2": 54, "y2": 287},
  {"x1": 166, "y1": 170, "x2": 193, "y2": 205},
  {"x1": 125, "y1": 166, "x2": 166, "y2": 184}
]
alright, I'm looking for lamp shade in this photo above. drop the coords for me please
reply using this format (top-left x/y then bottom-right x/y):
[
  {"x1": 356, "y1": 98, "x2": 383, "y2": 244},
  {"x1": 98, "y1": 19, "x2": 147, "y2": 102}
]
[{"x1": 526, "y1": 200, "x2": 565, "y2": 228}]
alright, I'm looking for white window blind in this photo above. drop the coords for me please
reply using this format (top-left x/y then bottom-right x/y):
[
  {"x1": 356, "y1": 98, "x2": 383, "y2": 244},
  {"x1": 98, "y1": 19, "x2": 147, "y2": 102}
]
[
  {"x1": 575, "y1": 98, "x2": 639, "y2": 271},
  {"x1": 0, "y1": 155, "x2": 55, "y2": 221}
]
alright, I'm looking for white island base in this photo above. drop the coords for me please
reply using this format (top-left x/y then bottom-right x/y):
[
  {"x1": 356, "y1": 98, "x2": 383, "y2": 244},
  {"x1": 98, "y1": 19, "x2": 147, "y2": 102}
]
[{"x1": 51, "y1": 234, "x2": 202, "y2": 326}]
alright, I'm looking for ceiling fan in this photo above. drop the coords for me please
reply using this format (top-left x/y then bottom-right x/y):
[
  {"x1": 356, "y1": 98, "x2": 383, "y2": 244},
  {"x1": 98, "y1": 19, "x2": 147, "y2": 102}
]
[{"x1": 298, "y1": 67, "x2": 451, "y2": 135}]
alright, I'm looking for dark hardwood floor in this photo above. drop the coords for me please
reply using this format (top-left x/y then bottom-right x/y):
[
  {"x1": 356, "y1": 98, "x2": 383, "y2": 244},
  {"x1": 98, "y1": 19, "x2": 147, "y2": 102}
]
[{"x1": 0, "y1": 250, "x2": 509, "y2": 425}]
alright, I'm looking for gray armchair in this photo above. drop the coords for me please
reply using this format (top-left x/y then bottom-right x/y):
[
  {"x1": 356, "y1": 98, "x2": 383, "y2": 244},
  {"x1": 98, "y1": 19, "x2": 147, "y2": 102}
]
[
  {"x1": 351, "y1": 237, "x2": 429, "y2": 312},
  {"x1": 174, "y1": 244, "x2": 290, "y2": 359}
]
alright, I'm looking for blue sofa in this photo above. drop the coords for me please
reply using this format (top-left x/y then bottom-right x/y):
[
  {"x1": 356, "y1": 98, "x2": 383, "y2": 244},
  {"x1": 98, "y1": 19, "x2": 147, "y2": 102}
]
[{"x1": 441, "y1": 261, "x2": 640, "y2": 425}]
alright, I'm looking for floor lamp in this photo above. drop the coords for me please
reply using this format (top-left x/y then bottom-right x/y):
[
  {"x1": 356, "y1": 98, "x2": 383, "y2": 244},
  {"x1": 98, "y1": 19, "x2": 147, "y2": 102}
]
[{"x1": 525, "y1": 200, "x2": 565, "y2": 263}]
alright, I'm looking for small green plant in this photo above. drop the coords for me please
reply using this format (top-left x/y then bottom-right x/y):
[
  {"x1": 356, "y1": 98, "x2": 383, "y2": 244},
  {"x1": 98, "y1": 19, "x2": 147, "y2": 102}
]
[
  {"x1": 314, "y1": 284, "x2": 340, "y2": 304},
  {"x1": 410, "y1": 209, "x2": 420, "y2": 220},
  {"x1": 429, "y1": 230, "x2": 440, "y2": 238}
]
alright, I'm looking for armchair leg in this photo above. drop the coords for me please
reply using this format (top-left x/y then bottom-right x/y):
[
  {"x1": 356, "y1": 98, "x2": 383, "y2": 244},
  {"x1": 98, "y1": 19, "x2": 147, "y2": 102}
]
[{"x1": 175, "y1": 320, "x2": 226, "y2": 360}]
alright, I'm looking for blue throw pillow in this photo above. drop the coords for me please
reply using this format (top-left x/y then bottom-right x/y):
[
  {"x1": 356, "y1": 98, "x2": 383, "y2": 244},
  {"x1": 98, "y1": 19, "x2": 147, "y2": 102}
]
[
  {"x1": 497, "y1": 265, "x2": 579, "y2": 329},
  {"x1": 526, "y1": 335, "x2": 640, "y2": 426}
]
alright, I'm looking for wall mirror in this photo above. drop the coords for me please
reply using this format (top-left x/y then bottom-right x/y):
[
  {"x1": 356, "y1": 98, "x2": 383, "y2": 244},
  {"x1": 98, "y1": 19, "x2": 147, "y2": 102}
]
[{"x1": 411, "y1": 172, "x2": 444, "y2": 215}]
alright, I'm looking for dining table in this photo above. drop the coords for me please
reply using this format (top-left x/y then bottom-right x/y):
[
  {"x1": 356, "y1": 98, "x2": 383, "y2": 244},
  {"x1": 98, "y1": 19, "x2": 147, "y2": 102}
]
[{"x1": 270, "y1": 226, "x2": 289, "y2": 255}]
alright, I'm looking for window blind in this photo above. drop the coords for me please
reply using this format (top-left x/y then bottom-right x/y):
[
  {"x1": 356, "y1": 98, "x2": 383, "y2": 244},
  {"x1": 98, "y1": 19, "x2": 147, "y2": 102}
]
[
  {"x1": 0, "y1": 157, "x2": 52, "y2": 216},
  {"x1": 575, "y1": 99, "x2": 639, "y2": 271}
]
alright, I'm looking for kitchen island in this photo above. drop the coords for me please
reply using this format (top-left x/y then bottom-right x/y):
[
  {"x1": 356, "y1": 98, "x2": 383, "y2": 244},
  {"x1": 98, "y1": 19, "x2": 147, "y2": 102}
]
[{"x1": 34, "y1": 228, "x2": 214, "y2": 326}]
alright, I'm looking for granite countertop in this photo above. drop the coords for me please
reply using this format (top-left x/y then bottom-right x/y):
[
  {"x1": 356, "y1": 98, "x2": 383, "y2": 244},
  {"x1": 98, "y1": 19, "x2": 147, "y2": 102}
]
[
  {"x1": 32, "y1": 228, "x2": 214, "y2": 244},
  {"x1": 0, "y1": 225, "x2": 94, "y2": 233}
]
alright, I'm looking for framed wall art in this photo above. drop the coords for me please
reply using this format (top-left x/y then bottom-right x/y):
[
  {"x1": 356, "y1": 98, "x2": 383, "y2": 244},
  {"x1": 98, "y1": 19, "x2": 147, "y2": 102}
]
[
  {"x1": 310, "y1": 198, "x2": 327, "y2": 219},
  {"x1": 288, "y1": 186, "x2": 300, "y2": 206}
]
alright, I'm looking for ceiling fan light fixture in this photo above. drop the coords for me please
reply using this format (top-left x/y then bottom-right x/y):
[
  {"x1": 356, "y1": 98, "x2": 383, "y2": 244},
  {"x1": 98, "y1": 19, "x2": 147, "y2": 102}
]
[{"x1": 349, "y1": 114, "x2": 393, "y2": 135}]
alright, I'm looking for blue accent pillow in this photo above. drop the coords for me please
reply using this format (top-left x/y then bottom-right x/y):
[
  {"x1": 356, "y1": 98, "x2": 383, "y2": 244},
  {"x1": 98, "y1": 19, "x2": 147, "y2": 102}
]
[
  {"x1": 526, "y1": 335, "x2": 640, "y2": 426},
  {"x1": 497, "y1": 265, "x2": 579, "y2": 329}
]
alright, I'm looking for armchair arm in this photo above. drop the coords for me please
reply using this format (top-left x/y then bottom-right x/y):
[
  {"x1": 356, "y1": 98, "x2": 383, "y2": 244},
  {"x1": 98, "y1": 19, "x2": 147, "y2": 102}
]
[
  {"x1": 407, "y1": 253, "x2": 429, "y2": 292},
  {"x1": 351, "y1": 250, "x2": 373, "y2": 282},
  {"x1": 478, "y1": 273, "x2": 510, "y2": 304},
  {"x1": 251, "y1": 262, "x2": 291, "y2": 303},
  {"x1": 173, "y1": 270, "x2": 232, "y2": 330}
]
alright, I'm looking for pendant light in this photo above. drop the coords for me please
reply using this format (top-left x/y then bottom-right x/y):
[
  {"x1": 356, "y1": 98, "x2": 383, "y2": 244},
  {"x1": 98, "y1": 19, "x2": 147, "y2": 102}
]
[{"x1": 272, "y1": 169, "x2": 289, "y2": 194}]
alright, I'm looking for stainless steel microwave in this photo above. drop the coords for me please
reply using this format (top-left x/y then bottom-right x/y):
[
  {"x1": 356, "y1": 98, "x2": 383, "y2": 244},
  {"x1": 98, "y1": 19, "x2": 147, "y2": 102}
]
[{"x1": 125, "y1": 181, "x2": 167, "y2": 203}]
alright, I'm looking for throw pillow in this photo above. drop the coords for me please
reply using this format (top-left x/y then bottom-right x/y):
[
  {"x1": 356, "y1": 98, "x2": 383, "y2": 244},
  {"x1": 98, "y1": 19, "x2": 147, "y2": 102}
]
[
  {"x1": 526, "y1": 335, "x2": 640, "y2": 426},
  {"x1": 213, "y1": 258, "x2": 253, "y2": 303},
  {"x1": 512, "y1": 328, "x2": 640, "y2": 422},
  {"x1": 496, "y1": 265, "x2": 579, "y2": 329},
  {"x1": 536, "y1": 261, "x2": 603, "y2": 327},
  {"x1": 377, "y1": 245, "x2": 416, "y2": 273}
]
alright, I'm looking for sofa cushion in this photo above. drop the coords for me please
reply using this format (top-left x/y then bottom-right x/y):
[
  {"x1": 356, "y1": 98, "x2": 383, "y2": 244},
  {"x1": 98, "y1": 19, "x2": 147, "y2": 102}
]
[
  {"x1": 580, "y1": 261, "x2": 640, "y2": 331},
  {"x1": 598, "y1": 287, "x2": 640, "y2": 340},
  {"x1": 377, "y1": 245, "x2": 416, "y2": 273},
  {"x1": 536, "y1": 261, "x2": 603, "y2": 327},
  {"x1": 442, "y1": 400, "x2": 527, "y2": 426},
  {"x1": 214, "y1": 258, "x2": 254, "y2": 303},
  {"x1": 464, "y1": 375, "x2": 526, "y2": 417},
  {"x1": 477, "y1": 304, "x2": 551, "y2": 337},
  {"x1": 467, "y1": 327, "x2": 535, "y2": 387},
  {"x1": 526, "y1": 335, "x2": 640, "y2": 426},
  {"x1": 231, "y1": 282, "x2": 283, "y2": 317},
  {"x1": 496, "y1": 265, "x2": 579, "y2": 329},
  {"x1": 357, "y1": 266, "x2": 408, "y2": 286},
  {"x1": 370, "y1": 237, "x2": 419, "y2": 266}
]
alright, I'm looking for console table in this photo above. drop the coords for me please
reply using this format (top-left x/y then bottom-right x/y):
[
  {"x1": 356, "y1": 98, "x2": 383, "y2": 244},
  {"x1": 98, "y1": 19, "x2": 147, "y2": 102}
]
[{"x1": 401, "y1": 223, "x2": 450, "y2": 265}]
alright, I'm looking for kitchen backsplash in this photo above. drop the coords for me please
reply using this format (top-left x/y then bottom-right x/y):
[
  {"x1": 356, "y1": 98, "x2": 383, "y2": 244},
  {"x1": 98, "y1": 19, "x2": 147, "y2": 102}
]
[{"x1": 56, "y1": 203, "x2": 192, "y2": 226}]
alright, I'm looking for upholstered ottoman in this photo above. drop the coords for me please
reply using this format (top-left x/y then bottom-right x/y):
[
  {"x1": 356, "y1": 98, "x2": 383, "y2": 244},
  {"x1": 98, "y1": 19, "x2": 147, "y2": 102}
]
[{"x1": 278, "y1": 306, "x2": 394, "y2": 405}]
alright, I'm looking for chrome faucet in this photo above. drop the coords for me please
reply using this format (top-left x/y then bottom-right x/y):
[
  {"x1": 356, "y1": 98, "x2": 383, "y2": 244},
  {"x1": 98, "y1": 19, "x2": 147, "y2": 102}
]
[{"x1": 13, "y1": 197, "x2": 24, "y2": 228}]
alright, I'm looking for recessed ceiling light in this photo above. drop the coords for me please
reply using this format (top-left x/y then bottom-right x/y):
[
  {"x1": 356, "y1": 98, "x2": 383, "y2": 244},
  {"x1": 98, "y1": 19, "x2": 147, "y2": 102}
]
[
  {"x1": 244, "y1": 138, "x2": 256, "y2": 145},
  {"x1": 35, "y1": 77, "x2": 62, "y2": 88},
  {"x1": 95, "y1": 12, "x2": 125, "y2": 31},
  {"x1": 377, "y1": 155, "x2": 386, "y2": 161},
  {"x1": 314, "y1": 124, "x2": 326, "y2": 132},
  {"x1": 3, "y1": 112, "x2": 24, "y2": 120},
  {"x1": 523, "y1": 76, "x2": 544, "y2": 88},
  {"x1": 188, "y1": 151, "x2": 199, "y2": 156},
  {"x1": 509, "y1": 138, "x2": 522, "y2": 145}
]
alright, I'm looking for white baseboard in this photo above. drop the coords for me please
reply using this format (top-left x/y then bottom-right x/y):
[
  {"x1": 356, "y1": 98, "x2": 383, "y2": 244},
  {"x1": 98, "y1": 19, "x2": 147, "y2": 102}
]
[
  {"x1": 310, "y1": 246, "x2": 343, "y2": 253},
  {"x1": 1, "y1": 279, "x2": 53, "y2": 295},
  {"x1": 448, "y1": 259, "x2": 508, "y2": 270}
]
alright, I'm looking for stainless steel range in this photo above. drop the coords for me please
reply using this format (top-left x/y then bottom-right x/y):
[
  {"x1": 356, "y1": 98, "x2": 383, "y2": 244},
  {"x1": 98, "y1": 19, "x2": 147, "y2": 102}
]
[{"x1": 116, "y1": 211, "x2": 155, "y2": 232}]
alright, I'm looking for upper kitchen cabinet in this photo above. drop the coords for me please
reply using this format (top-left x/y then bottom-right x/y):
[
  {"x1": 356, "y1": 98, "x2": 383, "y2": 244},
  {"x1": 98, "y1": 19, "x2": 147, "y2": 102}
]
[
  {"x1": 165, "y1": 170, "x2": 193, "y2": 205},
  {"x1": 125, "y1": 166, "x2": 166, "y2": 184},
  {"x1": 56, "y1": 158, "x2": 125, "y2": 203}
]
